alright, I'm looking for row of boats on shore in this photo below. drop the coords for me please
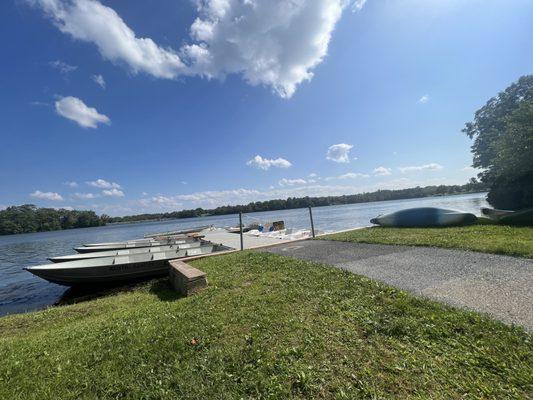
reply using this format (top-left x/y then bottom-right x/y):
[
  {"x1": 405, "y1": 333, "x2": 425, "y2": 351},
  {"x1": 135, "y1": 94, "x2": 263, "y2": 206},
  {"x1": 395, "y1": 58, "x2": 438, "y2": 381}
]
[
  {"x1": 25, "y1": 206, "x2": 531, "y2": 287},
  {"x1": 25, "y1": 227, "x2": 229, "y2": 286}
]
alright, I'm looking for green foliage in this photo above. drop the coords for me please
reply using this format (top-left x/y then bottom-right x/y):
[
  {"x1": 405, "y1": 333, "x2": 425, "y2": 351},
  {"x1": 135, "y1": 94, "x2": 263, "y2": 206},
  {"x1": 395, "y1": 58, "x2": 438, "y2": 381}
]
[
  {"x1": 0, "y1": 204, "x2": 104, "y2": 235},
  {"x1": 464, "y1": 75, "x2": 533, "y2": 209},
  {"x1": 108, "y1": 182, "x2": 488, "y2": 223},
  {"x1": 322, "y1": 224, "x2": 533, "y2": 258},
  {"x1": 0, "y1": 252, "x2": 531, "y2": 399}
]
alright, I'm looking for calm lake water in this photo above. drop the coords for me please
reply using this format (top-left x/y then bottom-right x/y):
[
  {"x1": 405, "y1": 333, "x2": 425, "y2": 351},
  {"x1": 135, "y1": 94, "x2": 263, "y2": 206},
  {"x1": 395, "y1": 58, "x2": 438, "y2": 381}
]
[{"x1": 0, "y1": 193, "x2": 488, "y2": 317}]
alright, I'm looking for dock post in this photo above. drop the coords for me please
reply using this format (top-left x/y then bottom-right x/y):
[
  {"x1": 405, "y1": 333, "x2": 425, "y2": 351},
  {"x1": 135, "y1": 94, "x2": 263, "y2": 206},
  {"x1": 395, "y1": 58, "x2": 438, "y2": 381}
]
[
  {"x1": 239, "y1": 211, "x2": 244, "y2": 251},
  {"x1": 308, "y1": 206, "x2": 316, "y2": 238}
]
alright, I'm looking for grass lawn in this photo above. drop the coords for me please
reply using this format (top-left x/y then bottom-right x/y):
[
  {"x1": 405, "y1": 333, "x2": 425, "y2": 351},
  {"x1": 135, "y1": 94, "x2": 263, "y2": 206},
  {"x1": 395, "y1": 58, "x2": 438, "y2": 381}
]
[
  {"x1": 0, "y1": 252, "x2": 531, "y2": 399},
  {"x1": 321, "y1": 224, "x2": 533, "y2": 258}
]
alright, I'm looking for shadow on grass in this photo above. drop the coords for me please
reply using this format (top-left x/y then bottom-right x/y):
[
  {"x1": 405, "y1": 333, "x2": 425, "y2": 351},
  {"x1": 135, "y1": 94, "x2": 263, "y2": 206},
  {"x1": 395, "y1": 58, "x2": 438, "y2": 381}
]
[
  {"x1": 55, "y1": 276, "x2": 171, "y2": 306},
  {"x1": 149, "y1": 279, "x2": 185, "y2": 302}
]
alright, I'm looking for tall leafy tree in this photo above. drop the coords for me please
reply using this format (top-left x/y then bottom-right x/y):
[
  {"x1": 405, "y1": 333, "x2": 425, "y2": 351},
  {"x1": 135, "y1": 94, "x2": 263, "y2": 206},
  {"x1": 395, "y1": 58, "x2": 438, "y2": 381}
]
[{"x1": 463, "y1": 75, "x2": 533, "y2": 209}]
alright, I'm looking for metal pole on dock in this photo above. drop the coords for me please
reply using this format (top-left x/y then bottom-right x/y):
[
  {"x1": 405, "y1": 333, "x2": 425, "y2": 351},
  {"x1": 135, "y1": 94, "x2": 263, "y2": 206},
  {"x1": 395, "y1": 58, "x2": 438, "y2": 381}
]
[
  {"x1": 308, "y1": 206, "x2": 316, "y2": 238},
  {"x1": 239, "y1": 211, "x2": 244, "y2": 251}
]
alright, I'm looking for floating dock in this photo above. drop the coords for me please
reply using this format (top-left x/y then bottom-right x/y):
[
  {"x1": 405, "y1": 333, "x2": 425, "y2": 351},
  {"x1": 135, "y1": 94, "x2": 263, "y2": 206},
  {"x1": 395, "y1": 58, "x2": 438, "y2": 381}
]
[{"x1": 202, "y1": 228, "x2": 308, "y2": 250}]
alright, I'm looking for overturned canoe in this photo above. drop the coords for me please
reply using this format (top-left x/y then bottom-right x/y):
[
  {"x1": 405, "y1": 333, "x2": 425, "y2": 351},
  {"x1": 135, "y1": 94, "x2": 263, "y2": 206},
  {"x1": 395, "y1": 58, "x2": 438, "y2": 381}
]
[
  {"x1": 50, "y1": 242, "x2": 203, "y2": 263},
  {"x1": 370, "y1": 207, "x2": 477, "y2": 227},
  {"x1": 481, "y1": 207, "x2": 515, "y2": 219},
  {"x1": 26, "y1": 244, "x2": 227, "y2": 286},
  {"x1": 481, "y1": 207, "x2": 533, "y2": 226}
]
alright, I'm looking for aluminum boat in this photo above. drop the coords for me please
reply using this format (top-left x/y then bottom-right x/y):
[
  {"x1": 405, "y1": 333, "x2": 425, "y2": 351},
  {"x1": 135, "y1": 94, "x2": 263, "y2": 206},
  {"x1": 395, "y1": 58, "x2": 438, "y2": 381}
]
[
  {"x1": 50, "y1": 242, "x2": 203, "y2": 263},
  {"x1": 26, "y1": 244, "x2": 227, "y2": 286},
  {"x1": 75, "y1": 237, "x2": 198, "y2": 253}
]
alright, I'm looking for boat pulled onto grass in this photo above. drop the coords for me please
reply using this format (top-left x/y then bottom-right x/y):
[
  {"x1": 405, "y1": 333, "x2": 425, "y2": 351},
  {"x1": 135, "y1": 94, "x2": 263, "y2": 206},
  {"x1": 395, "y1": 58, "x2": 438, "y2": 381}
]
[{"x1": 25, "y1": 226, "x2": 229, "y2": 286}]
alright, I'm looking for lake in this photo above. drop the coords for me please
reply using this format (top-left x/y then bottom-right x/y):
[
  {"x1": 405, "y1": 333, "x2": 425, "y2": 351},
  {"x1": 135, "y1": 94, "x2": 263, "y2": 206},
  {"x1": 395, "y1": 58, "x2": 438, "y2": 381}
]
[{"x1": 0, "y1": 192, "x2": 489, "y2": 317}]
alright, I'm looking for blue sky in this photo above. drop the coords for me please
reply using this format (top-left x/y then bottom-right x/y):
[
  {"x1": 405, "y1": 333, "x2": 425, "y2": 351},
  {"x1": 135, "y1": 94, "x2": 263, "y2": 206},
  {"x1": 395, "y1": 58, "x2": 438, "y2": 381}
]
[{"x1": 0, "y1": 0, "x2": 532, "y2": 216}]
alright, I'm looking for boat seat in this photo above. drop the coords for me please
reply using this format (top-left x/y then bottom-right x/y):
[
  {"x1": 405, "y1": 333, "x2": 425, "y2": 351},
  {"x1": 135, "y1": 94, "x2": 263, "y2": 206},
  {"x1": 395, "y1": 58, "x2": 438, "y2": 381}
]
[
  {"x1": 151, "y1": 252, "x2": 166, "y2": 261},
  {"x1": 186, "y1": 248, "x2": 202, "y2": 257}
]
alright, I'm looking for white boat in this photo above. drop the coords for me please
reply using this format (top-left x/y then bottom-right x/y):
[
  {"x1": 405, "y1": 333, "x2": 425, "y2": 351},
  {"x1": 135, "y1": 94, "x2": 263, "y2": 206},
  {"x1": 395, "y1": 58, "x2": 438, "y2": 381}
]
[
  {"x1": 26, "y1": 244, "x2": 227, "y2": 286},
  {"x1": 143, "y1": 225, "x2": 212, "y2": 238},
  {"x1": 49, "y1": 242, "x2": 203, "y2": 263},
  {"x1": 74, "y1": 237, "x2": 197, "y2": 253}
]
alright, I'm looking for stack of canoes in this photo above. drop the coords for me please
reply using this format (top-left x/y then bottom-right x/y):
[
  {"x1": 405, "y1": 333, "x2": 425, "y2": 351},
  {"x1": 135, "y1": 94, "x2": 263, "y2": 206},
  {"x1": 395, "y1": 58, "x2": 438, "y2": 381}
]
[{"x1": 25, "y1": 228, "x2": 229, "y2": 286}]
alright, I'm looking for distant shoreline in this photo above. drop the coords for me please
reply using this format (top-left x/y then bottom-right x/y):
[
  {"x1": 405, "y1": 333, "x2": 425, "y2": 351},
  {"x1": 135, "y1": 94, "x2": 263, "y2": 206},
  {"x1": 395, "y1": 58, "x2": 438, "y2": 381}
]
[{"x1": 0, "y1": 185, "x2": 488, "y2": 236}]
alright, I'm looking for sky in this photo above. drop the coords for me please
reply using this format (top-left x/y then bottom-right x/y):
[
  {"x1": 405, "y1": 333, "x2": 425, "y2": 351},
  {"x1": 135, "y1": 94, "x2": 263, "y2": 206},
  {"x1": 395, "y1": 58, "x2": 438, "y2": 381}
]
[{"x1": 0, "y1": 0, "x2": 532, "y2": 216}]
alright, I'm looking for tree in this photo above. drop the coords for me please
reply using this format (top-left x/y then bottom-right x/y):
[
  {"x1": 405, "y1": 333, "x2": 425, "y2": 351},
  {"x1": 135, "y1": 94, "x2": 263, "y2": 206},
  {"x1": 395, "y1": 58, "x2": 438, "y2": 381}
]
[{"x1": 463, "y1": 75, "x2": 533, "y2": 209}]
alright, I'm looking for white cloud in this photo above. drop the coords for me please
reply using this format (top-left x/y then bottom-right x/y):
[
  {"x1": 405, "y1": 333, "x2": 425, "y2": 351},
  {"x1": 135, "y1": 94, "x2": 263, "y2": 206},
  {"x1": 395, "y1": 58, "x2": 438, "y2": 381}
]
[
  {"x1": 337, "y1": 172, "x2": 369, "y2": 179},
  {"x1": 73, "y1": 192, "x2": 98, "y2": 199},
  {"x1": 308, "y1": 173, "x2": 318, "y2": 178},
  {"x1": 352, "y1": 0, "x2": 367, "y2": 11},
  {"x1": 91, "y1": 74, "x2": 106, "y2": 89},
  {"x1": 146, "y1": 195, "x2": 181, "y2": 208},
  {"x1": 55, "y1": 96, "x2": 110, "y2": 128},
  {"x1": 30, "y1": 190, "x2": 64, "y2": 201},
  {"x1": 373, "y1": 166, "x2": 392, "y2": 176},
  {"x1": 399, "y1": 163, "x2": 443, "y2": 173},
  {"x1": 102, "y1": 188, "x2": 124, "y2": 197},
  {"x1": 64, "y1": 181, "x2": 78, "y2": 187},
  {"x1": 279, "y1": 178, "x2": 307, "y2": 186},
  {"x1": 31, "y1": 0, "x2": 366, "y2": 98},
  {"x1": 462, "y1": 166, "x2": 484, "y2": 173},
  {"x1": 86, "y1": 179, "x2": 121, "y2": 189},
  {"x1": 141, "y1": 192, "x2": 148, "y2": 196},
  {"x1": 419, "y1": 94, "x2": 429, "y2": 104},
  {"x1": 246, "y1": 155, "x2": 292, "y2": 170},
  {"x1": 33, "y1": 0, "x2": 186, "y2": 79},
  {"x1": 49, "y1": 60, "x2": 77, "y2": 74},
  {"x1": 326, "y1": 143, "x2": 353, "y2": 163},
  {"x1": 184, "y1": 0, "x2": 351, "y2": 98},
  {"x1": 0, "y1": 205, "x2": 7, "y2": 211},
  {"x1": 325, "y1": 172, "x2": 369, "y2": 181}
]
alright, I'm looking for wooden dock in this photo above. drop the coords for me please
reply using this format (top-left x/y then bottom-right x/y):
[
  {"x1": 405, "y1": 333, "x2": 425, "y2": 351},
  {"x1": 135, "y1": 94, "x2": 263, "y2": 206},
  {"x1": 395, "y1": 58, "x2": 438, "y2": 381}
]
[{"x1": 202, "y1": 228, "x2": 305, "y2": 250}]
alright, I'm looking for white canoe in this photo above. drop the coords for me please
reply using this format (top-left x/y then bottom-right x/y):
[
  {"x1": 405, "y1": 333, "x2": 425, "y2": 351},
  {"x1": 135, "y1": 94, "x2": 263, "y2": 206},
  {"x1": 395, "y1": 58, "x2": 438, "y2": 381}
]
[
  {"x1": 75, "y1": 237, "x2": 197, "y2": 253},
  {"x1": 50, "y1": 242, "x2": 203, "y2": 263}
]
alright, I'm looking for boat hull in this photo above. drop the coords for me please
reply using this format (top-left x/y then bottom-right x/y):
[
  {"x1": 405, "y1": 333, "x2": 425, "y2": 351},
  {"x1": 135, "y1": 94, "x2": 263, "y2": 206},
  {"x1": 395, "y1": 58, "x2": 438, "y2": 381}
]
[
  {"x1": 27, "y1": 259, "x2": 172, "y2": 286},
  {"x1": 370, "y1": 207, "x2": 477, "y2": 227},
  {"x1": 26, "y1": 245, "x2": 221, "y2": 286}
]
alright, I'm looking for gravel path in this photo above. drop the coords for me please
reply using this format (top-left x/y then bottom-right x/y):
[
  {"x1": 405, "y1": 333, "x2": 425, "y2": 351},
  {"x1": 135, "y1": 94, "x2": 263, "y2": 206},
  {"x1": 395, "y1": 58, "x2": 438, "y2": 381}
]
[{"x1": 259, "y1": 240, "x2": 533, "y2": 331}]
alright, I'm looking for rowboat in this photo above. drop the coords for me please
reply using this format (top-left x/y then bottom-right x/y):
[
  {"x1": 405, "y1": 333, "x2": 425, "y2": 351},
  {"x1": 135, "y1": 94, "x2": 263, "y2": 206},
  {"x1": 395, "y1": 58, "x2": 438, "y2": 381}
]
[
  {"x1": 143, "y1": 225, "x2": 212, "y2": 238},
  {"x1": 74, "y1": 237, "x2": 198, "y2": 253},
  {"x1": 370, "y1": 207, "x2": 477, "y2": 227},
  {"x1": 50, "y1": 242, "x2": 203, "y2": 263},
  {"x1": 25, "y1": 244, "x2": 227, "y2": 286},
  {"x1": 81, "y1": 235, "x2": 193, "y2": 247}
]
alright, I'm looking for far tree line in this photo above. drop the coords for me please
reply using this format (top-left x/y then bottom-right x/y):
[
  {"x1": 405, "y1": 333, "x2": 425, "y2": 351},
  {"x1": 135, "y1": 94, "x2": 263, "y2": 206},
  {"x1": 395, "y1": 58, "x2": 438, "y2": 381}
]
[
  {"x1": 107, "y1": 181, "x2": 488, "y2": 224},
  {"x1": 0, "y1": 181, "x2": 487, "y2": 235}
]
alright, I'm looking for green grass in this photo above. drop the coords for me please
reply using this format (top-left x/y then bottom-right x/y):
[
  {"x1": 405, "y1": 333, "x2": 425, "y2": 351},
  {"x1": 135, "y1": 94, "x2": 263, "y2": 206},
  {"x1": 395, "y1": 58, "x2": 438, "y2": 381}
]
[
  {"x1": 322, "y1": 224, "x2": 533, "y2": 258},
  {"x1": 0, "y1": 252, "x2": 531, "y2": 399}
]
